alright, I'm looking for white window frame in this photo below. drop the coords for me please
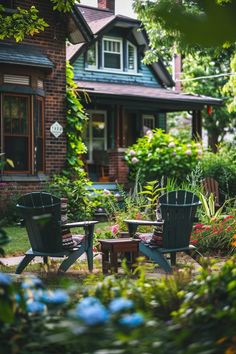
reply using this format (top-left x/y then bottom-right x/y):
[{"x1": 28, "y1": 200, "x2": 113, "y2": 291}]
[
  {"x1": 86, "y1": 110, "x2": 107, "y2": 163},
  {"x1": 142, "y1": 114, "x2": 155, "y2": 134},
  {"x1": 102, "y1": 37, "x2": 123, "y2": 72},
  {"x1": 86, "y1": 42, "x2": 98, "y2": 69},
  {"x1": 127, "y1": 41, "x2": 137, "y2": 73}
]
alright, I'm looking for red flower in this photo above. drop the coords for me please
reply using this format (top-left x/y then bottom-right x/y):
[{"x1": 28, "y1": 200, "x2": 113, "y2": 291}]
[{"x1": 194, "y1": 223, "x2": 204, "y2": 229}]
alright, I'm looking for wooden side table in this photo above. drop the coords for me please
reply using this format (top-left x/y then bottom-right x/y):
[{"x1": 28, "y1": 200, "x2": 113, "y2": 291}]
[{"x1": 98, "y1": 238, "x2": 140, "y2": 274}]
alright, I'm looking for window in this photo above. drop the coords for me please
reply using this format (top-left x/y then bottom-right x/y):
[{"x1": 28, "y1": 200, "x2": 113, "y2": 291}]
[
  {"x1": 142, "y1": 114, "x2": 155, "y2": 135},
  {"x1": 127, "y1": 41, "x2": 137, "y2": 72},
  {"x1": 1, "y1": 93, "x2": 44, "y2": 174},
  {"x1": 85, "y1": 111, "x2": 107, "y2": 163},
  {"x1": 86, "y1": 43, "x2": 97, "y2": 69},
  {"x1": 103, "y1": 38, "x2": 123, "y2": 70}
]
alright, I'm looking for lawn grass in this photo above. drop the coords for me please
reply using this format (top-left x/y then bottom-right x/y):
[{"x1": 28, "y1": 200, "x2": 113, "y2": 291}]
[
  {"x1": 3, "y1": 225, "x2": 30, "y2": 256},
  {"x1": 3, "y1": 221, "x2": 110, "y2": 257}
]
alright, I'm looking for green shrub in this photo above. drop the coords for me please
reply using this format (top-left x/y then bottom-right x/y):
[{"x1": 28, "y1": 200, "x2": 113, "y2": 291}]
[
  {"x1": 200, "y1": 143, "x2": 236, "y2": 200},
  {"x1": 47, "y1": 175, "x2": 96, "y2": 221},
  {"x1": 1, "y1": 257, "x2": 236, "y2": 353},
  {"x1": 125, "y1": 129, "x2": 203, "y2": 184}
]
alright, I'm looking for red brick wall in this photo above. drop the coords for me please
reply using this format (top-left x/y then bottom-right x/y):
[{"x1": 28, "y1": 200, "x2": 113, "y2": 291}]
[
  {"x1": 0, "y1": 1, "x2": 68, "y2": 207},
  {"x1": 97, "y1": 0, "x2": 115, "y2": 12},
  {"x1": 108, "y1": 148, "x2": 129, "y2": 184}
]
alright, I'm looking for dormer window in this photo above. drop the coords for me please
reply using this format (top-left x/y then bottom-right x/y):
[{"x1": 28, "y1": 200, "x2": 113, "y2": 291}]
[
  {"x1": 127, "y1": 41, "x2": 137, "y2": 73},
  {"x1": 86, "y1": 43, "x2": 97, "y2": 69},
  {"x1": 85, "y1": 36, "x2": 138, "y2": 74},
  {"x1": 103, "y1": 37, "x2": 123, "y2": 71}
]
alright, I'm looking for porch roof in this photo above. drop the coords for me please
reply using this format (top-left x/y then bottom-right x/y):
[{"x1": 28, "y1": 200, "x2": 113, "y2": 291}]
[
  {"x1": 0, "y1": 43, "x2": 54, "y2": 70},
  {"x1": 76, "y1": 81, "x2": 222, "y2": 110}
]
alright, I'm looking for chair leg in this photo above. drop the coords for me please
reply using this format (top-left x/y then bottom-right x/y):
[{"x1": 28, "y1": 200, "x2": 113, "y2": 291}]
[
  {"x1": 185, "y1": 249, "x2": 203, "y2": 263},
  {"x1": 170, "y1": 252, "x2": 176, "y2": 266},
  {"x1": 15, "y1": 254, "x2": 35, "y2": 274},
  {"x1": 86, "y1": 246, "x2": 93, "y2": 272},
  {"x1": 58, "y1": 248, "x2": 84, "y2": 273},
  {"x1": 139, "y1": 243, "x2": 172, "y2": 273},
  {"x1": 43, "y1": 256, "x2": 48, "y2": 265}
]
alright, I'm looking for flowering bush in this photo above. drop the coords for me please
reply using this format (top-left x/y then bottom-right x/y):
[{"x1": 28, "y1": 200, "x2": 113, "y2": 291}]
[
  {"x1": 1, "y1": 257, "x2": 236, "y2": 353},
  {"x1": 125, "y1": 129, "x2": 203, "y2": 184},
  {"x1": 191, "y1": 215, "x2": 236, "y2": 255}
]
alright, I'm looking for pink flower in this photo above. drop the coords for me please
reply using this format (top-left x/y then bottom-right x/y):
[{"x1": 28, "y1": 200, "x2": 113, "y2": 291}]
[
  {"x1": 103, "y1": 189, "x2": 111, "y2": 195},
  {"x1": 168, "y1": 142, "x2": 176, "y2": 148},
  {"x1": 146, "y1": 130, "x2": 153, "y2": 137},
  {"x1": 111, "y1": 224, "x2": 119, "y2": 235},
  {"x1": 129, "y1": 149, "x2": 136, "y2": 156},
  {"x1": 131, "y1": 157, "x2": 139, "y2": 164},
  {"x1": 185, "y1": 149, "x2": 192, "y2": 155},
  {"x1": 197, "y1": 149, "x2": 203, "y2": 155}
]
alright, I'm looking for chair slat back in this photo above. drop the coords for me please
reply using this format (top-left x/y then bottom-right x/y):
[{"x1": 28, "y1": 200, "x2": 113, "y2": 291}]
[
  {"x1": 17, "y1": 192, "x2": 63, "y2": 253},
  {"x1": 159, "y1": 190, "x2": 201, "y2": 249}
]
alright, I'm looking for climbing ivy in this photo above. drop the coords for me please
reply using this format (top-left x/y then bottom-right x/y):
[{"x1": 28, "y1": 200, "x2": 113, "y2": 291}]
[{"x1": 65, "y1": 62, "x2": 89, "y2": 178}]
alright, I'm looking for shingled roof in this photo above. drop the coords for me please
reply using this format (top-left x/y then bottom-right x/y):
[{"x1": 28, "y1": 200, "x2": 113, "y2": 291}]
[
  {"x1": 77, "y1": 5, "x2": 115, "y2": 34},
  {"x1": 76, "y1": 81, "x2": 222, "y2": 110},
  {"x1": 0, "y1": 43, "x2": 54, "y2": 70}
]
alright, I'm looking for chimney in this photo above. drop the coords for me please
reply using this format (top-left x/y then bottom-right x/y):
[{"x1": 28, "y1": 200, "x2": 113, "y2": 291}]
[
  {"x1": 173, "y1": 53, "x2": 182, "y2": 92},
  {"x1": 97, "y1": 0, "x2": 115, "y2": 13}
]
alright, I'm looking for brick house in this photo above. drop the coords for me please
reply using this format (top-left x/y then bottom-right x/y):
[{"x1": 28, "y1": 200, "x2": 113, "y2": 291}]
[
  {"x1": 67, "y1": 0, "x2": 222, "y2": 183},
  {"x1": 0, "y1": 0, "x2": 92, "y2": 207}
]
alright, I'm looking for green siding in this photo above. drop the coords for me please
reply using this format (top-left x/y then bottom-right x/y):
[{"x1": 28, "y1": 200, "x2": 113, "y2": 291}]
[{"x1": 73, "y1": 55, "x2": 161, "y2": 88}]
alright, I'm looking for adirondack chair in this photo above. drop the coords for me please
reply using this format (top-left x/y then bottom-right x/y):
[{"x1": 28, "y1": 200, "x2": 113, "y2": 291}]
[
  {"x1": 15, "y1": 192, "x2": 98, "y2": 274},
  {"x1": 125, "y1": 190, "x2": 202, "y2": 273},
  {"x1": 202, "y1": 177, "x2": 220, "y2": 210}
]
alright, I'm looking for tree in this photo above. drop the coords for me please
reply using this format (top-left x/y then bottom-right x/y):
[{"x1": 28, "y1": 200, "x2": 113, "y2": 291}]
[
  {"x1": 133, "y1": 0, "x2": 236, "y2": 51},
  {"x1": 134, "y1": 0, "x2": 236, "y2": 150},
  {"x1": 0, "y1": 0, "x2": 76, "y2": 41},
  {"x1": 182, "y1": 50, "x2": 236, "y2": 150}
]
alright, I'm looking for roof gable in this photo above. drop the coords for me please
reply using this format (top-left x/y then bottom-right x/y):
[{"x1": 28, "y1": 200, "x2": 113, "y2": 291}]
[{"x1": 68, "y1": 4, "x2": 174, "y2": 87}]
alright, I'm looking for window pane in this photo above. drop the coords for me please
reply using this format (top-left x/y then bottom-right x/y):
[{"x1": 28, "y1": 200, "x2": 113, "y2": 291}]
[
  {"x1": 92, "y1": 113, "x2": 105, "y2": 138},
  {"x1": 3, "y1": 96, "x2": 28, "y2": 134},
  {"x1": 3, "y1": 95, "x2": 30, "y2": 171},
  {"x1": 5, "y1": 136, "x2": 28, "y2": 171},
  {"x1": 128, "y1": 44, "x2": 135, "y2": 70},
  {"x1": 104, "y1": 53, "x2": 121, "y2": 69},
  {"x1": 87, "y1": 44, "x2": 96, "y2": 67}
]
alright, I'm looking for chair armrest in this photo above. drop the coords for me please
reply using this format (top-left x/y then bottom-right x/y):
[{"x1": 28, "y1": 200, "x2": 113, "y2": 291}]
[
  {"x1": 124, "y1": 219, "x2": 164, "y2": 238},
  {"x1": 61, "y1": 221, "x2": 99, "y2": 229},
  {"x1": 124, "y1": 219, "x2": 164, "y2": 226}
]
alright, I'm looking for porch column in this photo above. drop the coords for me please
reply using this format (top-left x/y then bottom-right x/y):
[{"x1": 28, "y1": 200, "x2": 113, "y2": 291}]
[
  {"x1": 192, "y1": 110, "x2": 202, "y2": 140},
  {"x1": 108, "y1": 105, "x2": 129, "y2": 184}
]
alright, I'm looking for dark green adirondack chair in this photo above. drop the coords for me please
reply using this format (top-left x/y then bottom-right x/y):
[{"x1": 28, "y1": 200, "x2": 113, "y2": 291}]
[
  {"x1": 125, "y1": 190, "x2": 202, "y2": 273},
  {"x1": 15, "y1": 192, "x2": 98, "y2": 274}
]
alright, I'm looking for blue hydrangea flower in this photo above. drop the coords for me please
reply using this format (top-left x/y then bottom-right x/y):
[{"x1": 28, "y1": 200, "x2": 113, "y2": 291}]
[
  {"x1": 21, "y1": 277, "x2": 42, "y2": 289},
  {"x1": 26, "y1": 301, "x2": 47, "y2": 314},
  {"x1": 75, "y1": 298, "x2": 109, "y2": 326},
  {"x1": 0, "y1": 273, "x2": 12, "y2": 286},
  {"x1": 119, "y1": 313, "x2": 144, "y2": 328},
  {"x1": 109, "y1": 298, "x2": 133, "y2": 313},
  {"x1": 76, "y1": 296, "x2": 101, "y2": 309},
  {"x1": 41, "y1": 289, "x2": 69, "y2": 304}
]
